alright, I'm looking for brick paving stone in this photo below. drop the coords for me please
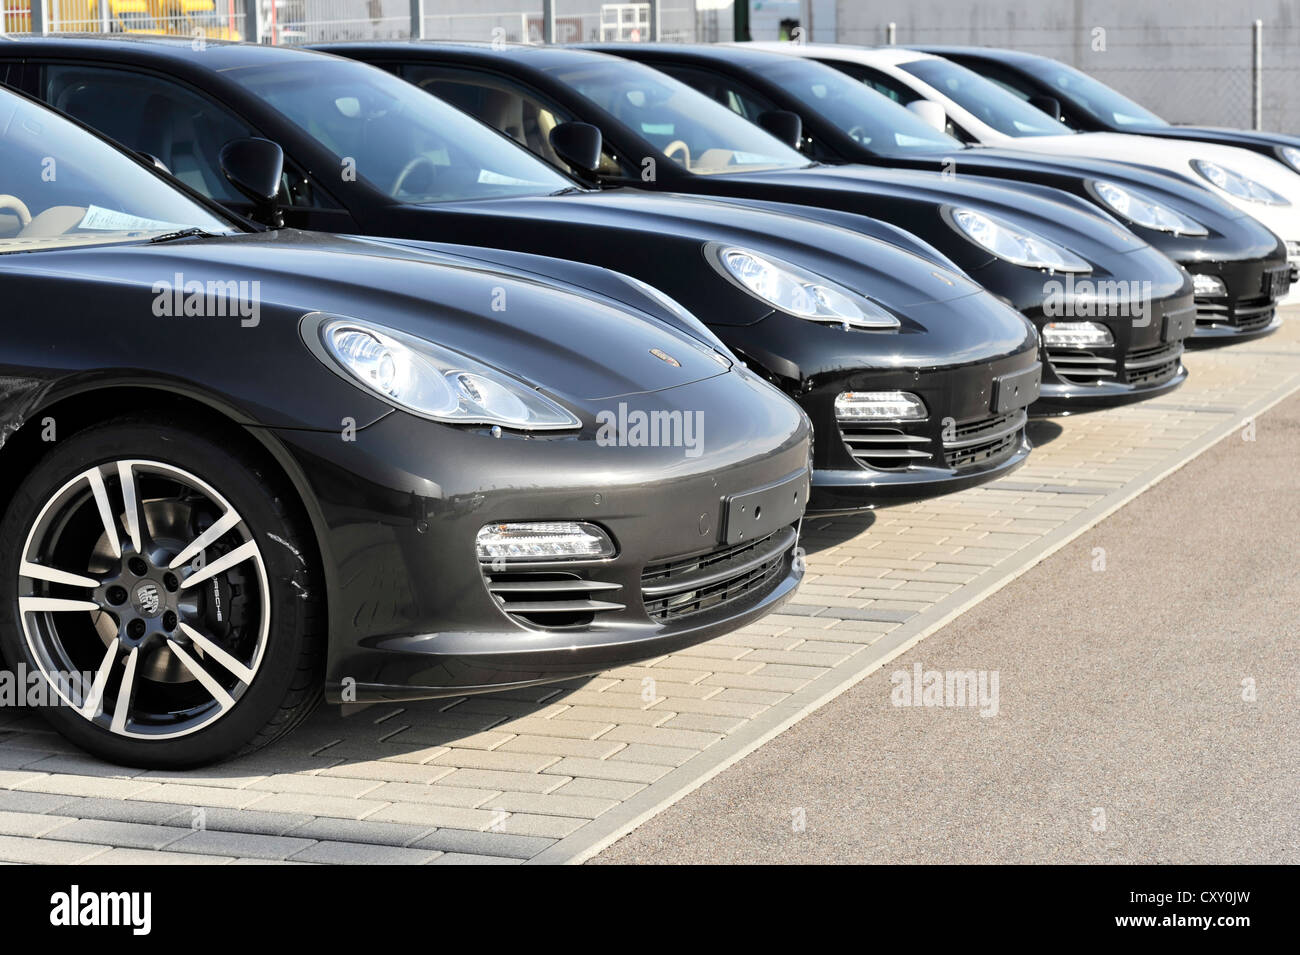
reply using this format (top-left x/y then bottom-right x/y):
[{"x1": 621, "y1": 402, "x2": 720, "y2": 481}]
[
  {"x1": 288, "y1": 841, "x2": 441, "y2": 865},
  {"x1": 283, "y1": 817, "x2": 434, "y2": 847},
  {"x1": 44, "y1": 819, "x2": 191, "y2": 851}
]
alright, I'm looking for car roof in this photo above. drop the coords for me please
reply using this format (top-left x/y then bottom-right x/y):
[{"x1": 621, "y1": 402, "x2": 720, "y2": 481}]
[
  {"x1": 0, "y1": 33, "x2": 337, "y2": 71},
  {"x1": 580, "y1": 41, "x2": 801, "y2": 69},
  {"x1": 743, "y1": 43, "x2": 935, "y2": 67},
  {"x1": 316, "y1": 39, "x2": 615, "y2": 72},
  {"x1": 907, "y1": 45, "x2": 1054, "y2": 68}
]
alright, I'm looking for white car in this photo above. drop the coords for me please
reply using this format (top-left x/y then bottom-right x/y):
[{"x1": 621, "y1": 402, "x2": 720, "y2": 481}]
[{"x1": 755, "y1": 43, "x2": 1300, "y2": 301}]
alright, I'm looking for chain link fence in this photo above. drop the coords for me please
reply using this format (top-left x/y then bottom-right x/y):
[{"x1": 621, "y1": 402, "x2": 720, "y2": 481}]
[
  {"x1": 1, "y1": 0, "x2": 727, "y2": 44},
  {"x1": 5, "y1": 1, "x2": 1299, "y2": 132}
]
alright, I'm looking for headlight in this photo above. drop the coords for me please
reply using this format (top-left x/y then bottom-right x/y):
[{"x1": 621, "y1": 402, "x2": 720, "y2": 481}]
[
  {"x1": 320, "y1": 317, "x2": 579, "y2": 430},
  {"x1": 948, "y1": 208, "x2": 1091, "y2": 272},
  {"x1": 1041, "y1": 321, "x2": 1114, "y2": 348},
  {"x1": 712, "y1": 246, "x2": 900, "y2": 329},
  {"x1": 1191, "y1": 273, "x2": 1227, "y2": 297},
  {"x1": 1090, "y1": 181, "x2": 1208, "y2": 236},
  {"x1": 1278, "y1": 146, "x2": 1300, "y2": 174},
  {"x1": 834, "y1": 391, "x2": 928, "y2": 421},
  {"x1": 476, "y1": 521, "x2": 615, "y2": 561},
  {"x1": 1191, "y1": 159, "x2": 1290, "y2": 206}
]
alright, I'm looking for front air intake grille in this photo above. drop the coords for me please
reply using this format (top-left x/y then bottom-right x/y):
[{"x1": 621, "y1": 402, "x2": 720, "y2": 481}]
[
  {"x1": 942, "y1": 410, "x2": 1026, "y2": 471},
  {"x1": 1045, "y1": 348, "x2": 1118, "y2": 385},
  {"x1": 485, "y1": 573, "x2": 624, "y2": 629},
  {"x1": 1195, "y1": 295, "x2": 1275, "y2": 333},
  {"x1": 1123, "y1": 341, "x2": 1183, "y2": 387},
  {"x1": 642, "y1": 524, "x2": 796, "y2": 622},
  {"x1": 837, "y1": 424, "x2": 934, "y2": 471}
]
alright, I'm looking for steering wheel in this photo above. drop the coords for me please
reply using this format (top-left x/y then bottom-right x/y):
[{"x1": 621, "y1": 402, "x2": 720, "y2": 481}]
[
  {"x1": 0, "y1": 195, "x2": 33, "y2": 228},
  {"x1": 846, "y1": 126, "x2": 869, "y2": 145},
  {"x1": 389, "y1": 155, "x2": 438, "y2": 197},
  {"x1": 663, "y1": 139, "x2": 692, "y2": 167}
]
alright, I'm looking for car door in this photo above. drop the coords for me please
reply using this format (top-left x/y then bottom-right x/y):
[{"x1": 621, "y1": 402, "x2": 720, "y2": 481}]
[{"x1": 24, "y1": 59, "x2": 356, "y2": 232}]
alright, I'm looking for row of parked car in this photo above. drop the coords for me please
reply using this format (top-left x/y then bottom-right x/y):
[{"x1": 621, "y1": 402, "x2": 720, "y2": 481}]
[{"x1": 1, "y1": 35, "x2": 1296, "y2": 766}]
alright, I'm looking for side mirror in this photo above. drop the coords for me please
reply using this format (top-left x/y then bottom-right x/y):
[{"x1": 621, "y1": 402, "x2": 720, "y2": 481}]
[
  {"x1": 1028, "y1": 94, "x2": 1063, "y2": 121},
  {"x1": 906, "y1": 99, "x2": 948, "y2": 132},
  {"x1": 757, "y1": 109, "x2": 802, "y2": 149},
  {"x1": 219, "y1": 137, "x2": 285, "y2": 228},
  {"x1": 549, "y1": 121, "x2": 604, "y2": 179}
]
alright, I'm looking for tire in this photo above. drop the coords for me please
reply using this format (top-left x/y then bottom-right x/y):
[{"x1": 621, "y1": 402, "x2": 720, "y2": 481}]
[{"x1": 0, "y1": 416, "x2": 324, "y2": 768}]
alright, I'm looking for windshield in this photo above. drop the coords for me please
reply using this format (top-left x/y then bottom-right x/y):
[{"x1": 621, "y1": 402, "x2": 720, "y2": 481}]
[
  {"x1": 228, "y1": 58, "x2": 573, "y2": 203},
  {"x1": 900, "y1": 58, "x2": 1073, "y2": 137},
  {"x1": 545, "y1": 59, "x2": 807, "y2": 175},
  {"x1": 765, "y1": 57, "x2": 962, "y2": 155},
  {"x1": 1021, "y1": 59, "x2": 1167, "y2": 128},
  {"x1": 0, "y1": 89, "x2": 234, "y2": 253}
]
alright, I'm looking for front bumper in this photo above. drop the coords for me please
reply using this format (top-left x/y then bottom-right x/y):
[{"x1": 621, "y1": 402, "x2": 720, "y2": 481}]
[
  {"x1": 801, "y1": 345, "x2": 1040, "y2": 514},
  {"x1": 1187, "y1": 257, "x2": 1290, "y2": 346},
  {"x1": 1030, "y1": 286, "x2": 1195, "y2": 412},
  {"x1": 265, "y1": 371, "x2": 812, "y2": 702}
]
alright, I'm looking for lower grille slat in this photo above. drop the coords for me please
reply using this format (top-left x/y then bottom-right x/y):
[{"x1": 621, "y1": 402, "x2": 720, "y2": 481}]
[{"x1": 642, "y1": 525, "x2": 796, "y2": 623}]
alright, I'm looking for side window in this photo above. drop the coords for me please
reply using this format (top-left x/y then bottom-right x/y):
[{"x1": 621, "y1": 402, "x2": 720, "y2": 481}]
[
  {"x1": 657, "y1": 63, "x2": 826, "y2": 158},
  {"x1": 656, "y1": 64, "x2": 774, "y2": 123},
  {"x1": 824, "y1": 61, "x2": 922, "y2": 106},
  {"x1": 0, "y1": 61, "x2": 24, "y2": 92},
  {"x1": 827, "y1": 61, "x2": 975, "y2": 143},
  {"x1": 398, "y1": 65, "x2": 615, "y2": 175},
  {"x1": 37, "y1": 63, "x2": 337, "y2": 210}
]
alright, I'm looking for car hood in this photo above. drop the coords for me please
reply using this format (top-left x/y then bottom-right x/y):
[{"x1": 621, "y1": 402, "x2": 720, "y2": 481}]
[
  {"x1": 735, "y1": 164, "x2": 1148, "y2": 258},
  {"x1": 8, "y1": 230, "x2": 733, "y2": 404},
  {"x1": 1000, "y1": 132, "x2": 1300, "y2": 238},
  {"x1": 438, "y1": 189, "x2": 987, "y2": 309},
  {"x1": 941, "y1": 145, "x2": 1250, "y2": 220}
]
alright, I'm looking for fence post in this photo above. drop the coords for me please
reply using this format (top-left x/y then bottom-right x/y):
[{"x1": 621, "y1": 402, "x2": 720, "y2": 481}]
[
  {"x1": 30, "y1": 0, "x2": 46, "y2": 35},
  {"x1": 410, "y1": 0, "x2": 424, "y2": 39},
  {"x1": 245, "y1": 0, "x2": 261, "y2": 44},
  {"x1": 887, "y1": 21, "x2": 896, "y2": 45},
  {"x1": 648, "y1": 0, "x2": 660, "y2": 41},
  {"x1": 1252, "y1": 19, "x2": 1263, "y2": 130},
  {"x1": 541, "y1": 0, "x2": 554, "y2": 43}
]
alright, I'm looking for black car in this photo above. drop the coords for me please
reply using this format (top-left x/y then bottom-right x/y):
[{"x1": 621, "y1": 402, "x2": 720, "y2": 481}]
[
  {"x1": 320, "y1": 41, "x2": 1209, "y2": 412},
  {"x1": 0, "y1": 38, "x2": 1047, "y2": 513},
  {"x1": 0, "y1": 83, "x2": 816, "y2": 767},
  {"x1": 916, "y1": 45, "x2": 1300, "y2": 176},
  {"x1": 581, "y1": 42, "x2": 1292, "y2": 345}
]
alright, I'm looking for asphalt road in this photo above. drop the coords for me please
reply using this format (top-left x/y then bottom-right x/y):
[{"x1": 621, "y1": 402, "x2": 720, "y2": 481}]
[{"x1": 593, "y1": 391, "x2": 1300, "y2": 864}]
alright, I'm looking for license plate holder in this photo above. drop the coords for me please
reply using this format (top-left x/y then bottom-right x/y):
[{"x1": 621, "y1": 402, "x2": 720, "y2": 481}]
[
  {"x1": 721, "y1": 469, "x2": 809, "y2": 546},
  {"x1": 992, "y1": 364, "x2": 1041, "y2": 415},
  {"x1": 1263, "y1": 266, "x2": 1291, "y2": 299},
  {"x1": 1163, "y1": 309, "x2": 1196, "y2": 342}
]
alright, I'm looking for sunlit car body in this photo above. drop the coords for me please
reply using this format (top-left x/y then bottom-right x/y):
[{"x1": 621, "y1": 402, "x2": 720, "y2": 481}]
[
  {"x1": 323, "y1": 41, "x2": 1202, "y2": 411},
  {"x1": 670, "y1": 41, "x2": 1295, "y2": 340},
  {"x1": 1, "y1": 37, "x2": 1047, "y2": 512},
  {"x1": 0, "y1": 82, "x2": 813, "y2": 767},
  {"x1": 765, "y1": 44, "x2": 1300, "y2": 308},
  {"x1": 918, "y1": 45, "x2": 1300, "y2": 176}
]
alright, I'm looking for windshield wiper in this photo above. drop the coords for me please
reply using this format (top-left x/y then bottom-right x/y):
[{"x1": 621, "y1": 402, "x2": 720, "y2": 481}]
[{"x1": 148, "y1": 227, "x2": 218, "y2": 243}]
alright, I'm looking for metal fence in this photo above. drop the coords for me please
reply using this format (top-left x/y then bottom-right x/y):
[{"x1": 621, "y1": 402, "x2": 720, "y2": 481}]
[
  {"x1": 842, "y1": 18, "x2": 1297, "y2": 134},
  {"x1": 1, "y1": 0, "x2": 723, "y2": 44},
  {"x1": 4, "y1": 1, "x2": 1298, "y2": 133}
]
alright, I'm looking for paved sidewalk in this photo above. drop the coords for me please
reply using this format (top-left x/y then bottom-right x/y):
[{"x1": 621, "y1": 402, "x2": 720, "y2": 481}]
[
  {"x1": 1, "y1": 315, "x2": 1298, "y2": 864},
  {"x1": 593, "y1": 376, "x2": 1300, "y2": 863}
]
